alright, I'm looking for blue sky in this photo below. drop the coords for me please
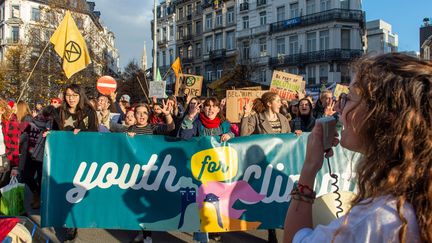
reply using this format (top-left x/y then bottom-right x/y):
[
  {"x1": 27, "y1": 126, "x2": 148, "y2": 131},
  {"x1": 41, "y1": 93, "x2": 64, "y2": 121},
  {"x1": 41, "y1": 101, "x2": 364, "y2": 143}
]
[
  {"x1": 363, "y1": 0, "x2": 432, "y2": 52},
  {"x1": 94, "y1": 0, "x2": 432, "y2": 70}
]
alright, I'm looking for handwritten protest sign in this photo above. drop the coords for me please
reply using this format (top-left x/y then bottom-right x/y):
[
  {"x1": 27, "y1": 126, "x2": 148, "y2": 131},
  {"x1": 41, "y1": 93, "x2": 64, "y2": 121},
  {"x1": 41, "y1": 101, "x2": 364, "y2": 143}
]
[
  {"x1": 333, "y1": 84, "x2": 349, "y2": 100},
  {"x1": 149, "y1": 81, "x2": 166, "y2": 98},
  {"x1": 226, "y1": 90, "x2": 267, "y2": 123},
  {"x1": 175, "y1": 74, "x2": 203, "y2": 97},
  {"x1": 270, "y1": 70, "x2": 305, "y2": 101}
]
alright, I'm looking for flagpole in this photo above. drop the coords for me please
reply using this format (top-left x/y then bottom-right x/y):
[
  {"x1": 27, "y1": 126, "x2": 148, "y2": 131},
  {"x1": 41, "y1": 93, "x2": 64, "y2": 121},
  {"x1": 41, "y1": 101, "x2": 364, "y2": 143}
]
[
  {"x1": 137, "y1": 76, "x2": 150, "y2": 103},
  {"x1": 16, "y1": 41, "x2": 51, "y2": 104},
  {"x1": 152, "y1": 0, "x2": 157, "y2": 81},
  {"x1": 162, "y1": 67, "x2": 172, "y2": 81}
]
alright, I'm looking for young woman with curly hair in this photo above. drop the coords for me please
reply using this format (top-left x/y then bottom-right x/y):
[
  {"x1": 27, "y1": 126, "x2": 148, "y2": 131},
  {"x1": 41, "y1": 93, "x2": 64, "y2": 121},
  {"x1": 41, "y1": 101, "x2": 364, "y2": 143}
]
[{"x1": 284, "y1": 53, "x2": 431, "y2": 242}]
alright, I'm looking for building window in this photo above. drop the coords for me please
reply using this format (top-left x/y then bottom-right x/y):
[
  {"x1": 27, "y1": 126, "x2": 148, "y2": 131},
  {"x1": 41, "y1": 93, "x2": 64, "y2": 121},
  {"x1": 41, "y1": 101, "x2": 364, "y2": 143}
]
[
  {"x1": 227, "y1": 7, "x2": 234, "y2": 24},
  {"x1": 307, "y1": 65, "x2": 316, "y2": 85},
  {"x1": 306, "y1": 0, "x2": 315, "y2": 15},
  {"x1": 196, "y1": 21, "x2": 202, "y2": 34},
  {"x1": 276, "y1": 37, "x2": 285, "y2": 55},
  {"x1": 320, "y1": 0, "x2": 331, "y2": 11},
  {"x1": 260, "y1": 69, "x2": 267, "y2": 83},
  {"x1": 187, "y1": 4, "x2": 192, "y2": 15},
  {"x1": 259, "y1": 11, "x2": 266, "y2": 25},
  {"x1": 162, "y1": 51, "x2": 166, "y2": 66},
  {"x1": 243, "y1": 16, "x2": 249, "y2": 29},
  {"x1": 277, "y1": 6, "x2": 285, "y2": 22},
  {"x1": 215, "y1": 33, "x2": 222, "y2": 50},
  {"x1": 179, "y1": 47, "x2": 184, "y2": 58},
  {"x1": 178, "y1": 7, "x2": 183, "y2": 20},
  {"x1": 217, "y1": 69, "x2": 223, "y2": 79},
  {"x1": 187, "y1": 45, "x2": 192, "y2": 58},
  {"x1": 195, "y1": 66, "x2": 201, "y2": 75},
  {"x1": 290, "y1": 3, "x2": 299, "y2": 18},
  {"x1": 31, "y1": 7, "x2": 40, "y2": 21},
  {"x1": 195, "y1": 1, "x2": 202, "y2": 13},
  {"x1": 0, "y1": 7, "x2": 4, "y2": 21},
  {"x1": 319, "y1": 64, "x2": 328, "y2": 83},
  {"x1": 340, "y1": 64, "x2": 350, "y2": 83},
  {"x1": 11, "y1": 26, "x2": 19, "y2": 42},
  {"x1": 169, "y1": 25, "x2": 174, "y2": 38},
  {"x1": 319, "y1": 30, "x2": 329, "y2": 50},
  {"x1": 341, "y1": 29, "x2": 350, "y2": 49},
  {"x1": 206, "y1": 13, "x2": 212, "y2": 30},
  {"x1": 196, "y1": 43, "x2": 202, "y2": 57},
  {"x1": 178, "y1": 26, "x2": 184, "y2": 39},
  {"x1": 242, "y1": 41, "x2": 250, "y2": 59},
  {"x1": 289, "y1": 35, "x2": 298, "y2": 54},
  {"x1": 11, "y1": 5, "x2": 20, "y2": 18},
  {"x1": 207, "y1": 71, "x2": 213, "y2": 81},
  {"x1": 169, "y1": 49, "x2": 174, "y2": 64},
  {"x1": 226, "y1": 31, "x2": 235, "y2": 50},
  {"x1": 216, "y1": 10, "x2": 222, "y2": 26},
  {"x1": 163, "y1": 27, "x2": 167, "y2": 40},
  {"x1": 187, "y1": 24, "x2": 192, "y2": 36},
  {"x1": 205, "y1": 36, "x2": 212, "y2": 53},
  {"x1": 307, "y1": 32, "x2": 317, "y2": 52},
  {"x1": 340, "y1": 0, "x2": 349, "y2": 9},
  {"x1": 259, "y1": 38, "x2": 267, "y2": 56}
]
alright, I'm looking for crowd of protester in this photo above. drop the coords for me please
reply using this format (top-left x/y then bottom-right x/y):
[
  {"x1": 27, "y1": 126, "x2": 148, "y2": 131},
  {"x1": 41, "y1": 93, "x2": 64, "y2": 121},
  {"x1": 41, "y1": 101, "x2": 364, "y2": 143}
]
[{"x1": 0, "y1": 53, "x2": 430, "y2": 243}]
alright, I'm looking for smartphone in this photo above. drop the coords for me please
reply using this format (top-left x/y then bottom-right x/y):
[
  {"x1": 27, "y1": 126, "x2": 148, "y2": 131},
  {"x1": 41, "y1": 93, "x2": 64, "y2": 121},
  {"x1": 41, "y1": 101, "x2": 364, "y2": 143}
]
[{"x1": 316, "y1": 116, "x2": 337, "y2": 151}]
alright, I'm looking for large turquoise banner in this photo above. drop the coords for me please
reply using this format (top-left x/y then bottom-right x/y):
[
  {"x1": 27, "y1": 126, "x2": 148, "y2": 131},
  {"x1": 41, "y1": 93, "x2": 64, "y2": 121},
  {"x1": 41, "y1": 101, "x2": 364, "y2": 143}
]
[{"x1": 41, "y1": 132, "x2": 359, "y2": 231}]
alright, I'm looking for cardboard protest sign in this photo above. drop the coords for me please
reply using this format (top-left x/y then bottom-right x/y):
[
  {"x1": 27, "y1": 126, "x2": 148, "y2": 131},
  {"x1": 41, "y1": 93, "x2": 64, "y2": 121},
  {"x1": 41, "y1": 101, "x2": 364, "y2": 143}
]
[
  {"x1": 175, "y1": 74, "x2": 203, "y2": 97},
  {"x1": 149, "y1": 81, "x2": 167, "y2": 98},
  {"x1": 226, "y1": 90, "x2": 267, "y2": 123},
  {"x1": 270, "y1": 70, "x2": 305, "y2": 101},
  {"x1": 333, "y1": 84, "x2": 349, "y2": 100}
]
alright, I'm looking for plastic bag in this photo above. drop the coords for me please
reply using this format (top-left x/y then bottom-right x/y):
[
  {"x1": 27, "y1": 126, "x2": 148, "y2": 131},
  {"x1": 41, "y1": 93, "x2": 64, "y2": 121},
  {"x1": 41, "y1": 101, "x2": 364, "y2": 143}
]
[{"x1": 0, "y1": 176, "x2": 25, "y2": 216}]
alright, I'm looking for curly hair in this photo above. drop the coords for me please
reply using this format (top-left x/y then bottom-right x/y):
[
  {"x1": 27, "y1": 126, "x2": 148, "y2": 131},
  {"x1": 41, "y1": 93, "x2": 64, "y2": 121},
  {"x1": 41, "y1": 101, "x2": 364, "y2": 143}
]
[{"x1": 337, "y1": 53, "x2": 432, "y2": 242}]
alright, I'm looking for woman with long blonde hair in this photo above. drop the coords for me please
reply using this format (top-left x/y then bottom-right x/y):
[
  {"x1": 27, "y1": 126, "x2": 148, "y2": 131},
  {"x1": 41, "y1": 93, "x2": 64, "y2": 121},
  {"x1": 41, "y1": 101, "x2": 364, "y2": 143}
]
[{"x1": 284, "y1": 53, "x2": 431, "y2": 242}]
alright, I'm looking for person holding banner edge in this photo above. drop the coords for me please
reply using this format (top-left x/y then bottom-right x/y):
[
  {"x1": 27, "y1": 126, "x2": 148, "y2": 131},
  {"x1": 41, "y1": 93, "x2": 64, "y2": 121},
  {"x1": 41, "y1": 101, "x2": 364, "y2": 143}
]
[
  {"x1": 284, "y1": 53, "x2": 429, "y2": 242},
  {"x1": 240, "y1": 91, "x2": 290, "y2": 243},
  {"x1": 51, "y1": 84, "x2": 98, "y2": 241}
]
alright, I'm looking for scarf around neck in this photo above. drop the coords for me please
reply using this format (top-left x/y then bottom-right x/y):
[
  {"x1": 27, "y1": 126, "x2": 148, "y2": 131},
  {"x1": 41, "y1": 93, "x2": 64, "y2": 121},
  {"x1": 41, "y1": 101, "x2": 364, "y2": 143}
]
[{"x1": 199, "y1": 112, "x2": 221, "y2": 129}]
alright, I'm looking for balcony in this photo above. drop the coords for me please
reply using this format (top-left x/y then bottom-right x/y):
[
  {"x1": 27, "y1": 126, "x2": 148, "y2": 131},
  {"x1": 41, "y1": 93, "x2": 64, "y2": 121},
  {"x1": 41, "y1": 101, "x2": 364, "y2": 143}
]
[
  {"x1": 269, "y1": 49, "x2": 364, "y2": 67},
  {"x1": 240, "y1": 2, "x2": 249, "y2": 11},
  {"x1": 237, "y1": 29, "x2": 251, "y2": 39},
  {"x1": 257, "y1": 0, "x2": 266, "y2": 7},
  {"x1": 157, "y1": 39, "x2": 168, "y2": 47},
  {"x1": 183, "y1": 34, "x2": 193, "y2": 41},
  {"x1": 1, "y1": 38, "x2": 20, "y2": 45},
  {"x1": 252, "y1": 25, "x2": 269, "y2": 35},
  {"x1": 270, "y1": 8, "x2": 365, "y2": 34},
  {"x1": 209, "y1": 49, "x2": 226, "y2": 60}
]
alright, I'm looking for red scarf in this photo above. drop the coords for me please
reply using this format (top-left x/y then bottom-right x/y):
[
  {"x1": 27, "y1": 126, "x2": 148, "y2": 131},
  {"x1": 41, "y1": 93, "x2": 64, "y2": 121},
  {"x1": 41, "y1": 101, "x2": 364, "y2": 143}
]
[{"x1": 199, "y1": 112, "x2": 221, "y2": 129}]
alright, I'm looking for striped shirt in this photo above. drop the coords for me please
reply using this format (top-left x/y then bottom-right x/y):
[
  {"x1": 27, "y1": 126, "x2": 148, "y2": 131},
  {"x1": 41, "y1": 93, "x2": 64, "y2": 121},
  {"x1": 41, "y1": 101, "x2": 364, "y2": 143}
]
[
  {"x1": 127, "y1": 124, "x2": 169, "y2": 135},
  {"x1": 269, "y1": 118, "x2": 282, "y2": 133}
]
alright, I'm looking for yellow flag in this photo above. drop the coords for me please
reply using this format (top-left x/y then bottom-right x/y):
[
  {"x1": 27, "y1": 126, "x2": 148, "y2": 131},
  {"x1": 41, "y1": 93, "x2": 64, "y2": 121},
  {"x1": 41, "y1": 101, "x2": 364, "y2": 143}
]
[
  {"x1": 171, "y1": 57, "x2": 182, "y2": 78},
  {"x1": 50, "y1": 11, "x2": 91, "y2": 79}
]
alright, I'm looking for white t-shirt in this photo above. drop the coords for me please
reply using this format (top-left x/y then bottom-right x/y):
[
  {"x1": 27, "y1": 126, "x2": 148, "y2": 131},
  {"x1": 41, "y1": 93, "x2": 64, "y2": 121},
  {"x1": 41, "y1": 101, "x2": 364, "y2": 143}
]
[
  {"x1": 294, "y1": 196, "x2": 421, "y2": 243},
  {"x1": 0, "y1": 123, "x2": 5, "y2": 155}
]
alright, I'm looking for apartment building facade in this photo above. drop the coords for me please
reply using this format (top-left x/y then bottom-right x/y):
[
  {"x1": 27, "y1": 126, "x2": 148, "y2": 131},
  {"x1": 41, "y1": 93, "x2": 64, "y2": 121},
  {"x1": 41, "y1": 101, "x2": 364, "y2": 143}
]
[
  {"x1": 154, "y1": 0, "x2": 177, "y2": 85},
  {"x1": 0, "y1": 0, "x2": 120, "y2": 76},
  {"x1": 202, "y1": 0, "x2": 236, "y2": 88},
  {"x1": 237, "y1": 0, "x2": 365, "y2": 87}
]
